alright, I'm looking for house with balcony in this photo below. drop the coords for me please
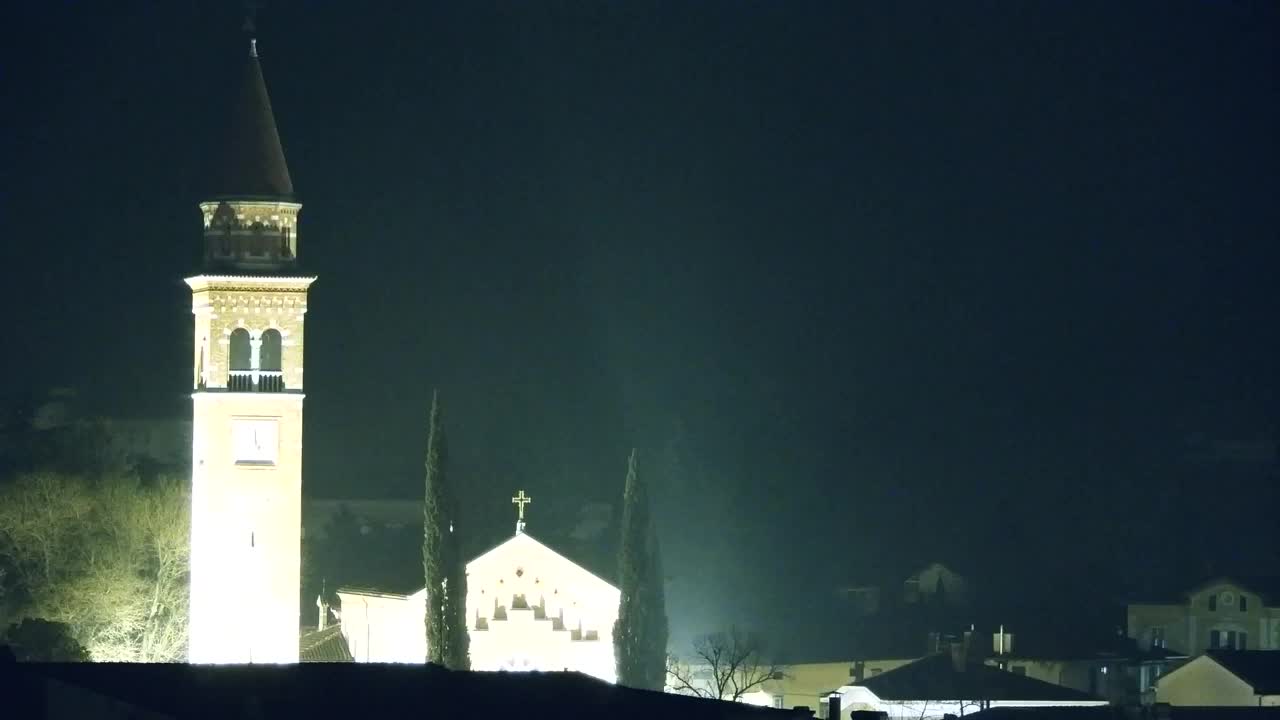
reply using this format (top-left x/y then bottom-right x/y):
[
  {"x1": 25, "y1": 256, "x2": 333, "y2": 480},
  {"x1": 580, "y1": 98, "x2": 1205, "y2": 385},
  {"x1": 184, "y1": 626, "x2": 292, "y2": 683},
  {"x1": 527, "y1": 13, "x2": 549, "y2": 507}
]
[{"x1": 1128, "y1": 577, "x2": 1280, "y2": 655}]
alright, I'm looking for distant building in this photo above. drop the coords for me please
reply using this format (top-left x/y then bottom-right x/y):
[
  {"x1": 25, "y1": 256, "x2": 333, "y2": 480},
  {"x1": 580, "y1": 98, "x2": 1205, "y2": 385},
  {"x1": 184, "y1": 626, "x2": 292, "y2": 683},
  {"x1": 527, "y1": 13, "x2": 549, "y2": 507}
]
[
  {"x1": 903, "y1": 563, "x2": 971, "y2": 607},
  {"x1": 1156, "y1": 650, "x2": 1280, "y2": 706},
  {"x1": 834, "y1": 651, "x2": 1107, "y2": 720},
  {"x1": 106, "y1": 419, "x2": 192, "y2": 470},
  {"x1": 302, "y1": 499, "x2": 422, "y2": 541},
  {"x1": 1128, "y1": 577, "x2": 1280, "y2": 654},
  {"x1": 837, "y1": 562, "x2": 972, "y2": 617}
]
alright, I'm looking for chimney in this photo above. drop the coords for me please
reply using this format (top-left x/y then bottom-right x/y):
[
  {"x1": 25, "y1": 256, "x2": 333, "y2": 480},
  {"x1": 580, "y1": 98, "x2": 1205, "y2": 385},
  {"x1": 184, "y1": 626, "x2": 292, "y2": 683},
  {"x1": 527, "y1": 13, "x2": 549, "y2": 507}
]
[
  {"x1": 993, "y1": 627, "x2": 1014, "y2": 655},
  {"x1": 316, "y1": 594, "x2": 329, "y2": 631},
  {"x1": 825, "y1": 691, "x2": 842, "y2": 720}
]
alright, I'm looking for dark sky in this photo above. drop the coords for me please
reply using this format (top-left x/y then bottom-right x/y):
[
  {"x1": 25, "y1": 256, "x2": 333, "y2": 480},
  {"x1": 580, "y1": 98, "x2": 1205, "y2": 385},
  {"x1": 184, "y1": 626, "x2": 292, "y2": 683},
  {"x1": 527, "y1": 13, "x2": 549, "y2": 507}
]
[{"x1": 2, "y1": 1, "x2": 1278, "y2": 650}]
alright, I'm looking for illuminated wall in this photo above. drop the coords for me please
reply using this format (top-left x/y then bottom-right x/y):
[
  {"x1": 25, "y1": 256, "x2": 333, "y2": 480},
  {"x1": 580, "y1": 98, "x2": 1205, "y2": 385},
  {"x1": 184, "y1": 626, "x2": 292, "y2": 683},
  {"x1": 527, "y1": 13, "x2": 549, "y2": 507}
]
[
  {"x1": 1156, "y1": 654, "x2": 1278, "y2": 706},
  {"x1": 187, "y1": 274, "x2": 315, "y2": 664},
  {"x1": 338, "y1": 531, "x2": 620, "y2": 682}
]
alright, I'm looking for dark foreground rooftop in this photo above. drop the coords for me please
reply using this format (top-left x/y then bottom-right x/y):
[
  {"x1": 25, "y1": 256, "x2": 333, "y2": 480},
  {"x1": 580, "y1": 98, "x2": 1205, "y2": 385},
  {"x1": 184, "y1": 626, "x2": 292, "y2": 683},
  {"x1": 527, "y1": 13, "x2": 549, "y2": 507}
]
[
  {"x1": 855, "y1": 652, "x2": 1100, "y2": 702},
  {"x1": 967, "y1": 707, "x2": 1280, "y2": 720},
  {"x1": 4, "y1": 659, "x2": 813, "y2": 720}
]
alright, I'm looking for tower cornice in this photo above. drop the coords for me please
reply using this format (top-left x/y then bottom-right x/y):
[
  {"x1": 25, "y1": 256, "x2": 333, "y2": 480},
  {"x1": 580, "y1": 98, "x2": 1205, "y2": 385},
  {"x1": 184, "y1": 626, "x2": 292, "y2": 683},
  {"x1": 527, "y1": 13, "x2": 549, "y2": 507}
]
[{"x1": 185, "y1": 275, "x2": 317, "y2": 293}]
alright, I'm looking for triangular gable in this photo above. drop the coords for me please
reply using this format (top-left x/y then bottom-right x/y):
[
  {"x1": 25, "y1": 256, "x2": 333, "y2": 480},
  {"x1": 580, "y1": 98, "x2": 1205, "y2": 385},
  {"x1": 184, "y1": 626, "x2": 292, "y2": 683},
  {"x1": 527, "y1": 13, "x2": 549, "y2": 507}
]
[
  {"x1": 467, "y1": 532, "x2": 618, "y2": 596},
  {"x1": 389, "y1": 532, "x2": 618, "y2": 600}
]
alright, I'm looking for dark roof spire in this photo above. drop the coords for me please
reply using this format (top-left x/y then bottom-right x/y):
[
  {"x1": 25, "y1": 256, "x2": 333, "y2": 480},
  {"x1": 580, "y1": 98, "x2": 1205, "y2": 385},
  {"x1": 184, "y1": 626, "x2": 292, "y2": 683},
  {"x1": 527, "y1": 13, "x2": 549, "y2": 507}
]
[{"x1": 211, "y1": 7, "x2": 294, "y2": 200}]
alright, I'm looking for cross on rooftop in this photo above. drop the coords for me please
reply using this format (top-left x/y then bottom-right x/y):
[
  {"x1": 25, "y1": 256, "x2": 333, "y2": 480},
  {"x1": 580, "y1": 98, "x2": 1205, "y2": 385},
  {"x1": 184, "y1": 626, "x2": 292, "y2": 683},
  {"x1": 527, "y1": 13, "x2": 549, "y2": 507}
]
[{"x1": 511, "y1": 490, "x2": 531, "y2": 533}]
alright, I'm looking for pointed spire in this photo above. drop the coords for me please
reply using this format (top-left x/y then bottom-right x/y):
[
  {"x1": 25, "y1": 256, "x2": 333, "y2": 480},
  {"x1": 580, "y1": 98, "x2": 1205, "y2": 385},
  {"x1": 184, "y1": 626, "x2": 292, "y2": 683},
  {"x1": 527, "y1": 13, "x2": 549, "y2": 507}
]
[{"x1": 211, "y1": 27, "x2": 294, "y2": 200}]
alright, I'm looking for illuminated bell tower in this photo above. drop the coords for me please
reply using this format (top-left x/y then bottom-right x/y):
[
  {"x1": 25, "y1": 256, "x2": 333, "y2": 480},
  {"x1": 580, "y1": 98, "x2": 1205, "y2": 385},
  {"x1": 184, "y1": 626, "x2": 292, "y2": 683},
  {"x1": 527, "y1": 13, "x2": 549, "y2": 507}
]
[{"x1": 186, "y1": 31, "x2": 314, "y2": 664}]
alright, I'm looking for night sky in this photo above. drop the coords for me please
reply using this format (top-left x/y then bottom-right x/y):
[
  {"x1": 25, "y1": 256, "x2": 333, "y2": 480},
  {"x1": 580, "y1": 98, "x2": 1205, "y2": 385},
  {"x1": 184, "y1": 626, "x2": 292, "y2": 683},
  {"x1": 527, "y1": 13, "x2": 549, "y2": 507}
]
[{"x1": 2, "y1": 1, "x2": 1278, "y2": 650}]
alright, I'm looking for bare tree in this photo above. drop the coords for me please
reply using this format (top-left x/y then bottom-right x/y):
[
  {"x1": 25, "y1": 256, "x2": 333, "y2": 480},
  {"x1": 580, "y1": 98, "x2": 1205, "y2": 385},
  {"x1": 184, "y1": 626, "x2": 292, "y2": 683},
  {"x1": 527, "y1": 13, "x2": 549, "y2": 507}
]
[
  {"x1": 667, "y1": 626, "x2": 784, "y2": 702},
  {"x1": 0, "y1": 472, "x2": 189, "y2": 661}
]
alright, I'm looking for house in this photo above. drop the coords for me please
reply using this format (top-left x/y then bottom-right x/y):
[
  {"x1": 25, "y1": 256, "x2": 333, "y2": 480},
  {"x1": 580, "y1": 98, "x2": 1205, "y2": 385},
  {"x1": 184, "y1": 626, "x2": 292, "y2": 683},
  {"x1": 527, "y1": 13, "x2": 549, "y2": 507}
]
[
  {"x1": 981, "y1": 627, "x2": 1188, "y2": 704},
  {"x1": 1128, "y1": 577, "x2": 1280, "y2": 654},
  {"x1": 1156, "y1": 650, "x2": 1280, "y2": 706},
  {"x1": 762, "y1": 626, "x2": 1152, "y2": 713},
  {"x1": 750, "y1": 659, "x2": 917, "y2": 714},
  {"x1": 833, "y1": 651, "x2": 1107, "y2": 720}
]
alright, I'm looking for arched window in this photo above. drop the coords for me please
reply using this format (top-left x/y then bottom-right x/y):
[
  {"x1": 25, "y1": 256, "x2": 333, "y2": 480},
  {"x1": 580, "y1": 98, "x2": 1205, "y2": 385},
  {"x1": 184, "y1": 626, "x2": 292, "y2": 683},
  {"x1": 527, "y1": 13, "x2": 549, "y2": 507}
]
[
  {"x1": 228, "y1": 328, "x2": 251, "y2": 391},
  {"x1": 259, "y1": 329, "x2": 282, "y2": 371},
  {"x1": 258, "y1": 329, "x2": 284, "y2": 391},
  {"x1": 229, "y1": 329, "x2": 252, "y2": 371}
]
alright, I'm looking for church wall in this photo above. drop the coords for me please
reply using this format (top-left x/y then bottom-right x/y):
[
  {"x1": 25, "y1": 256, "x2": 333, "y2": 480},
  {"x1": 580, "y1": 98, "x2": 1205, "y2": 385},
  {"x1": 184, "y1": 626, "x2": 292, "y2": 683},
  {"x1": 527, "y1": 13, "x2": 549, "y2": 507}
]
[
  {"x1": 336, "y1": 591, "x2": 425, "y2": 663},
  {"x1": 465, "y1": 533, "x2": 620, "y2": 682},
  {"x1": 339, "y1": 533, "x2": 620, "y2": 681}
]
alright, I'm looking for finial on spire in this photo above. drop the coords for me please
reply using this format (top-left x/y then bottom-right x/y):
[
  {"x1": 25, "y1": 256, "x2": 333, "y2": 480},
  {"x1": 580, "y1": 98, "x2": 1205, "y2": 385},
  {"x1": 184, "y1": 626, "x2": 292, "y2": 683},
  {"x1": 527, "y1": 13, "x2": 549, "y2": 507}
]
[{"x1": 243, "y1": 0, "x2": 261, "y2": 57}]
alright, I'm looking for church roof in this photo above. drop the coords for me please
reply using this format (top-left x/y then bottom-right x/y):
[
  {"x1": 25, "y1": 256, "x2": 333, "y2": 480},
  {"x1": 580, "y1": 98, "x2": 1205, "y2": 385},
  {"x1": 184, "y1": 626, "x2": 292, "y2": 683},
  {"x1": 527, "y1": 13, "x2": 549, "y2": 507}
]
[
  {"x1": 211, "y1": 38, "x2": 294, "y2": 200},
  {"x1": 299, "y1": 625, "x2": 353, "y2": 663}
]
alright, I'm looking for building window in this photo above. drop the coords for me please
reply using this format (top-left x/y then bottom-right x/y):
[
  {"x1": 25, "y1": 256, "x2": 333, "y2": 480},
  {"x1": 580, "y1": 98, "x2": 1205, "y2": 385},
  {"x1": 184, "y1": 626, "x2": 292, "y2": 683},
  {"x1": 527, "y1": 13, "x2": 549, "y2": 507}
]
[
  {"x1": 1239, "y1": 595, "x2": 1248, "y2": 612},
  {"x1": 1208, "y1": 594, "x2": 1217, "y2": 612},
  {"x1": 1150, "y1": 626, "x2": 1166, "y2": 649},
  {"x1": 1237, "y1": 632, "x2": 1247, "y2": 650},
  {"x1": 1210, "y1": 630, "x2": 1221, "y2": 649},
  {"x1": 772, "y1": 696, "x2": 784, "y2": 709}
]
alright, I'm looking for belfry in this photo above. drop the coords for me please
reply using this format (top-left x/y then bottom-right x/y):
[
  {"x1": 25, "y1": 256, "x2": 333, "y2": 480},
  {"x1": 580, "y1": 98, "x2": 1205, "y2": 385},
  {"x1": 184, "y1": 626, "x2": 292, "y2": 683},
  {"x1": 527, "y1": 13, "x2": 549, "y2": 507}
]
[{"x1": 186, "y1": 27, "x2": 315, "y2": 663}]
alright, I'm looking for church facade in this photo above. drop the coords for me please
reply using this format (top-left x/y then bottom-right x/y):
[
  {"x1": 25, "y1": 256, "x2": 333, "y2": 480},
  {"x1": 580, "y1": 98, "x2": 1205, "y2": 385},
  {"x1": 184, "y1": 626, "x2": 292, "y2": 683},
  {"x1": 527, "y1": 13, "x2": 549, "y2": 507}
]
[
  {"x1": 187, "y1": 33, "x2": 314, "y2": 664},
  {"x1": 337, "y1": 506, "x2": 620, "y2": 682}
]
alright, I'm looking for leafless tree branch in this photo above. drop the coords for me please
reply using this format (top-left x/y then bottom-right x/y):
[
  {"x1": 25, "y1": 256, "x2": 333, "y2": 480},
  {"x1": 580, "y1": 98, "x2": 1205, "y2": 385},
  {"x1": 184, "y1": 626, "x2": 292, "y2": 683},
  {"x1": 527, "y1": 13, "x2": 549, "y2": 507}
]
[{"x1": 667, "y1": 626, "x2": 784, "y2": 702}]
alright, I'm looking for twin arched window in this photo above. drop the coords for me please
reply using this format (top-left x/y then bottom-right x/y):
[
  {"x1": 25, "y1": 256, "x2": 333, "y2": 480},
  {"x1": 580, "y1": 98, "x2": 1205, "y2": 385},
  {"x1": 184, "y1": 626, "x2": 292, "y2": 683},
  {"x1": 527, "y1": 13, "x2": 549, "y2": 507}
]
[{"x1": 227, "y1": 327, "x2": 285, "y2": 391}]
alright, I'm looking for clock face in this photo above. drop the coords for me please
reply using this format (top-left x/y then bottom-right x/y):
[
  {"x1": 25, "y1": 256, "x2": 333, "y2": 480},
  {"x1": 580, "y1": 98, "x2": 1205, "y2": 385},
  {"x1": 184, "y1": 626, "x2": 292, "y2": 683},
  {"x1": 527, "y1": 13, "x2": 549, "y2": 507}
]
[{"x1": 233, "y1": 419, "x2": 279, "y2": 465}]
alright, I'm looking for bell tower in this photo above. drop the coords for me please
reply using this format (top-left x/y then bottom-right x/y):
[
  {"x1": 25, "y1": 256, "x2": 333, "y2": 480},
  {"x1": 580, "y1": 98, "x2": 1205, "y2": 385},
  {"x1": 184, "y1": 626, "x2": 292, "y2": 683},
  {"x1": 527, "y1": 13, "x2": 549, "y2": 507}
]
[{"x1": 186, "y1": 27, "x2": 314, "y2": 664}]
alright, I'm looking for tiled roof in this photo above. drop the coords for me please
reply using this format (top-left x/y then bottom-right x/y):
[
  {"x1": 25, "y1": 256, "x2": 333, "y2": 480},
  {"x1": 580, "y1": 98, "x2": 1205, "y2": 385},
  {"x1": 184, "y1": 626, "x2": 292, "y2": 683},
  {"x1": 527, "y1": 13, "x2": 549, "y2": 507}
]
[
  {"x1": 854, "y1": 653, "x2": 1100, "y2": 702},
  {"x1": 1208, "y1": 650, "x2": 1280, "y2": 695},
  {"x1": 299, "y1": 625, "x2": 352, "y2": 663}
]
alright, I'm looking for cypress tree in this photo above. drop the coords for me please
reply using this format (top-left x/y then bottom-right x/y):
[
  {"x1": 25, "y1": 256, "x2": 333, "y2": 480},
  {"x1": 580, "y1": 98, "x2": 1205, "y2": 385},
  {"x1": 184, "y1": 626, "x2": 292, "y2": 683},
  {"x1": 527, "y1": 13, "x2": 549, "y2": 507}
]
[
  {"x1": 613, "y1": 449, "x2": 669, "y2": 689},
  {"x1": 444, "y1": 501, "x2": 470, "y2": 670},
  {"x1": 423, "y1": 390, "x2": 468, "y2": 668}
]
